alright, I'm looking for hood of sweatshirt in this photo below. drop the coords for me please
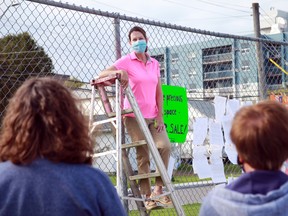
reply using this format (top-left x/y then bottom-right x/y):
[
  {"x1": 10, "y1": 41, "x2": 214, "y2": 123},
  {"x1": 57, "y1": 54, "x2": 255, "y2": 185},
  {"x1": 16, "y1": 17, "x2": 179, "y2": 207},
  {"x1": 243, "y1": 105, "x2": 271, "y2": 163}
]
[{"x1": 200, "y1": 180, "x2": 288, "y2": 216}]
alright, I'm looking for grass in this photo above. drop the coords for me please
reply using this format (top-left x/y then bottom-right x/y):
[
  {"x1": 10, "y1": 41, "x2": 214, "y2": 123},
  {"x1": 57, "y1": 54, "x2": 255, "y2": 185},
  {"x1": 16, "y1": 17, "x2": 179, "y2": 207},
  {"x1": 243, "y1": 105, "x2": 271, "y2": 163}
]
[
  {"x1": 128, "y1": 203, "x2": 201, "y2": 216},
  {"x1": 109, "y1": 162, "x2": 242, "y2": 185},
  {"x1": 109, "y1": 175, "x2": 210, "y2": 186}
]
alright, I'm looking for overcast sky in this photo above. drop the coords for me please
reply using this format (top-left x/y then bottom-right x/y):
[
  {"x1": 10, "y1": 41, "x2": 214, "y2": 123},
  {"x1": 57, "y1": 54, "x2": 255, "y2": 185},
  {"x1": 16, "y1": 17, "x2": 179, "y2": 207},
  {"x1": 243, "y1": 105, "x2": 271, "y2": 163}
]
[{"x1": 61, "y1": 0, "x2": 287, "y2": 35}]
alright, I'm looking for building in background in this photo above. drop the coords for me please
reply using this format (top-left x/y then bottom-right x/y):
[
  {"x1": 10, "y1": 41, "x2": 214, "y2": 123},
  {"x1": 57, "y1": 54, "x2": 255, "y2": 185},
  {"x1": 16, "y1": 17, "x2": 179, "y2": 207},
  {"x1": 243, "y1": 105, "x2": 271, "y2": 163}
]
[
  {"x1": 149, "y1": 8, "x2": 288, "y2": 103},
  {"x1": 261, "y1": 8, "x2": 288, "y2": 34}
]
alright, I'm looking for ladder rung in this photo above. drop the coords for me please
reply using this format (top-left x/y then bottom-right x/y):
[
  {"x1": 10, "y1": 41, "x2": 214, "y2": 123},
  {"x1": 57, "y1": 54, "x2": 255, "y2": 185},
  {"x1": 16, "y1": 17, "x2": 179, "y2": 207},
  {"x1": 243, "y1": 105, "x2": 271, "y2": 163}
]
[
  {"x1": 122, "y1": 140, "x2": 147, "y2": 149},
  {"x1": 93, "y1": 150, "x2": 117, "y2": 158},
  {"x1": 129, "y1": 172, "x2": 161, "y2": 181},
  {"x1": 156, "y1": 204, "x2": 174, "y2": 209},
  {"x1": 91, "y1": 117, "x2": 117, "y2": 126},
  {"x1": 107, "y1": 108, "x2": 134, "y2": 118},
  {"x1": 122, "y1": 196, "x2": 145, "y2": 202},
  {"x1": 91, "y1": 74, "x2": 120, "y2": 87}
]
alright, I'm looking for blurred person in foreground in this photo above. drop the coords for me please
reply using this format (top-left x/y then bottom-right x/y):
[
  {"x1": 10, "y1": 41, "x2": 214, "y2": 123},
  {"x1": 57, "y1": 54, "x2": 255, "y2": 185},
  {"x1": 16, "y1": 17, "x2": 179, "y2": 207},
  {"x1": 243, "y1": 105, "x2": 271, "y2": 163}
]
[
  {"x1": 0, "y1": 77, "x2": 127, "y2": 216},
  {"x1": 199, "y1": 100, "x2": 288, "y2": 216}
]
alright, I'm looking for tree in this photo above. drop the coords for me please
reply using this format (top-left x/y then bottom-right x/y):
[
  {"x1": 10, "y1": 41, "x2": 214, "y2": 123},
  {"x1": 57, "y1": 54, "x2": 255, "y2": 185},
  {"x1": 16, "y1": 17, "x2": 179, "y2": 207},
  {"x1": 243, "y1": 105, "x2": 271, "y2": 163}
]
[{"x1": 0, "y1": 32, "x2": 54, "y2": 125}]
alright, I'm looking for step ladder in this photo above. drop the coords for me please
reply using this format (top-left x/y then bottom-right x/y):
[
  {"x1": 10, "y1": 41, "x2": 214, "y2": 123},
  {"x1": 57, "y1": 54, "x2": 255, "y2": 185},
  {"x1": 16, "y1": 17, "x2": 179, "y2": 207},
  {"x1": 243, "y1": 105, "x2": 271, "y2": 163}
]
[{"x1": 89, "y1": 74, "x2": 185, "y2": 216}]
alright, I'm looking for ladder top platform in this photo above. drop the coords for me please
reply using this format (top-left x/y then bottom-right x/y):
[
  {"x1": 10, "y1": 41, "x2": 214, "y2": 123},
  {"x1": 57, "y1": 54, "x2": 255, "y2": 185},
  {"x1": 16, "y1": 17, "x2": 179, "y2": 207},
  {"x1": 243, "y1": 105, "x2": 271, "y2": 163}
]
[{"x1": 91, "y1": 74, "x2": 121, "y2": 87}]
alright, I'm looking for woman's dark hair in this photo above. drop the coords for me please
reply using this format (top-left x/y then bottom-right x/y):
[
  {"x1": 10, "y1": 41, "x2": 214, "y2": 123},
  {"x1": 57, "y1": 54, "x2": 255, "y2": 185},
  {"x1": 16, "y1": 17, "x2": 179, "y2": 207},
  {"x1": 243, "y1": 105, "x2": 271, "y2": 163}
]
[
  {"x1": 0, "y1": 77, "x2": 93, "y2": 165},
  {"x1": 230, "y1": 100, "x2": 288, "y2": 170},
  {"x1": 128, "y1": 26, "x2": 147, "y2": 41}
]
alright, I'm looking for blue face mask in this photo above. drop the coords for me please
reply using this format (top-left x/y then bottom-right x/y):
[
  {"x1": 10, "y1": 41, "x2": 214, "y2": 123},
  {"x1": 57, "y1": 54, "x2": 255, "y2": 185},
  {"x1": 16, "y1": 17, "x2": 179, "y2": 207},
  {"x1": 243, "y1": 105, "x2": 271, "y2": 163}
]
[{"x1": 131, "y1": 40, "x2": 147, "y2": 53}]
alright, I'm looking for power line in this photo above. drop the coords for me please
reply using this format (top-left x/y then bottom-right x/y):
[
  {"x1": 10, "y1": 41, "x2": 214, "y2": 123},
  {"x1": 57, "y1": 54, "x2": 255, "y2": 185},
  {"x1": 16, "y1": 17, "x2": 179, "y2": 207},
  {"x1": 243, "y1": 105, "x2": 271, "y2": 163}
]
[
  {"x1": 89, "y1": 0, "x2": 166, "y2": 22},
  {"x1": 170, "y1": 15, "x2": 249, "y2": 22},
  {"x1": 163, "y1": 0, "x2": 251, "y2": 15},
  {"x1": 194, "y1": 0, "x2": 251, "y2": 14},
  {"x1": 259, "y1": 7, "x2": 275, "y2": 26},
  {"x1": 202, "y1": 0, "x2": 249, "y2": 9}
]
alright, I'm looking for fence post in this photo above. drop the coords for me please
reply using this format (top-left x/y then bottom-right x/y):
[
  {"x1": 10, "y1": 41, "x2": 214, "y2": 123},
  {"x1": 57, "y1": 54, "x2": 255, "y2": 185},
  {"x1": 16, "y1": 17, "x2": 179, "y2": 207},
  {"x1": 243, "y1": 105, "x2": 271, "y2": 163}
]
[
  {"x1": 113, "y1": 15, "x2": 129, "y2": 212},
  {"x1": 252, "y1": 2, "x2": 266, "y2": 100}
]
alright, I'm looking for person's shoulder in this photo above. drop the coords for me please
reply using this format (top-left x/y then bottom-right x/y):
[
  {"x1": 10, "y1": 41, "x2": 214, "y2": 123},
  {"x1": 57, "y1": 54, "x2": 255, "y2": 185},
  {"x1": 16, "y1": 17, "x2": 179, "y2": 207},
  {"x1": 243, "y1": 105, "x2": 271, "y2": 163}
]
[
  {"x1": 114, "y1": 53, "x2": 134, "y2": 67},
  {"x1": 0, "y1": 161, "x2": 15, "y2": 174},
  {"x1": 117, "y1": 53, "x2": 133, "y2": 61},
  {"x1": 81, "y1": 165, "x2": 110, "y2": 179},
  {"x1": 70, "y1": 163, "x2": 112, "y2": 184},
  {"x1": 199, "y1": 188, "x2": 221, "y2": 216},
  {"x1": 30, "y1": 159, "x2": 111, "y2": 183},
  {"x1": 202, "y1": 184, "x2": 235, "y2": 204},
  {"x1": 0, "y1": 160, "x2": 12, "y2": 168}
]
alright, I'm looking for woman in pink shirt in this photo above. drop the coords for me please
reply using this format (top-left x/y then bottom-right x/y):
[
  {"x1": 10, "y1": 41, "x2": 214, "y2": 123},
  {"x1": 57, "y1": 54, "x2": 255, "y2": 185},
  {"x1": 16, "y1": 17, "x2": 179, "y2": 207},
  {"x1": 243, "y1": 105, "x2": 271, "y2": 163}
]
[{"x1": 99, "y1": 26, "x2": 172, "y2": 210}]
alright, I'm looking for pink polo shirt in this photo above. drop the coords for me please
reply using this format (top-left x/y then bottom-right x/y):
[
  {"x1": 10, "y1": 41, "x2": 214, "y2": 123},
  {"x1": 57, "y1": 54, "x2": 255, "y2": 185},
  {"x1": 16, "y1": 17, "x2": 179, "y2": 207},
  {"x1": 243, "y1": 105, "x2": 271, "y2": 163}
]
[{"x1": 114, "y1": 52, "x2": 160, "y2": 118}]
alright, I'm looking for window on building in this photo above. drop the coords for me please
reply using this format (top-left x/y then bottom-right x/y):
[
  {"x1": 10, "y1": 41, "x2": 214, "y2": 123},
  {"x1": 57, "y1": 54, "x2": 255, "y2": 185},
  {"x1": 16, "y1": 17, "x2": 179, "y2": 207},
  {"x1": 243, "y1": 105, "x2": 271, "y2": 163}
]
[
  {"x1": 152, "y1": 54, "x2": 165, "y2": 70},
  {"x1": 218, "y1": 45, "x2": 232, "y2": 54},
  {"x1": 188, "y1": 83, "x2": 197, "y2": 92},
  {"x1": 203, "y1": 45, "x2": 232, "y2": 56},
  {"x1": 158, "y1": 61, "x2": 165, "y2": 70},
  {"x1": 203, "y1": 79, "x2": 233, "y2": 89},
  {"x1": 242, "y1": 77, "x2": 250, "y2": 88},
  {"x1": 264, "y1": 42, "x2": 281, "y2": 59},
  {"x1": 189, "y1": 67, "x2": 196, "y2": 77},
  {"x1": 152, "y1": 54, "x2": 164, "y2": 62},
  {"x1": 218, "y1": 79, "x2": 233, "y2": 88},
  {"x1": 219, "y1": 62, "x2": 232, "y2": 71},
  {"x1": 241, "y1": 66, "x2": 250, "y2": 71},
  {"x1": 243, "y1": 77, "x2": 249, "y2": 84},
  {"x1": 241, "y1": 43, "x2": 250, "y2": 54},
  {"x1": 204, "y1": 80, "x2": 217, "y2": 89},
  {"x1": 265, "y1": 57, "x2": 282, "y2": 85},
  {"x1": 171, "y1": 53, "x2": 179, "y2": 64},
  {"x1": 241, "y1": 60, "x2": 250, "y2": 71},
  {"x1": 160, "y1": 69, "x2": 166, "y2": 84},
  {"x1": 187, "y1": 52, "x2": 196, "y2": 61},
  {"x1": 171, "y1": 69, "x2": 179, "y2": 78},
  {"x1": 189, "y1": 83, "x2": 196, "y2": 89},
  {"x1": 202, "y1": 48, "x2": 214, "y2": 56},
  {"x1": 203, "y1": 64, "x2": 217, "y2": 73},
  {"x1": 266, "y1": 74, "x2": 282, "y2": 85}
]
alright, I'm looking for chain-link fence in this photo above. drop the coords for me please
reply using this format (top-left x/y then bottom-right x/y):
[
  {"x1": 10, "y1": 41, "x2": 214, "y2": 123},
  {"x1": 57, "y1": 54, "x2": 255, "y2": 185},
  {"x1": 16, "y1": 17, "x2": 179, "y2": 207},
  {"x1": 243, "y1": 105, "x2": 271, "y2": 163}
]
[{"x1": 1, "y1": 0, "x2": 288, "y2": 215}]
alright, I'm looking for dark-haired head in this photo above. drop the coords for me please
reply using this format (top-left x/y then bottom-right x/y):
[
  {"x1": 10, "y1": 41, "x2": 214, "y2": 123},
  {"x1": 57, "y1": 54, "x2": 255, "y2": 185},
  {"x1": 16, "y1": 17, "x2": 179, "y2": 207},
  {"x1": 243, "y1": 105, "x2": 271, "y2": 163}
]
[
  {"x1": 128, "y1": 26, "x2": 147, "y2": 41},
  {"x1": 0, "y1": 77, "x2": 93, "y2": 165}
]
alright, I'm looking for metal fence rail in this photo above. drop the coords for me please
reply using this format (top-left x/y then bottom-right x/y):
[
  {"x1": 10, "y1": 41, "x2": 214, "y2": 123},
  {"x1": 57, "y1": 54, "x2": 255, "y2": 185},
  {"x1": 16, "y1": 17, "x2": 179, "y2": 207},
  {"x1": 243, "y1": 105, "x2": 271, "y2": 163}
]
[{"x1": 1, "y1": 0, "x2": 288, "y2": 215}]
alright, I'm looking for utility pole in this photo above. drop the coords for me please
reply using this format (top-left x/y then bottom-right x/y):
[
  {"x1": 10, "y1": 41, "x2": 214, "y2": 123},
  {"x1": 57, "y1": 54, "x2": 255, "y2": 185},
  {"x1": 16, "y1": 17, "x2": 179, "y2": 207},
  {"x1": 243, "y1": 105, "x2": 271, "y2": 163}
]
[{"x1": 252, "y1": 3, "x2": 266, "y2": 100}]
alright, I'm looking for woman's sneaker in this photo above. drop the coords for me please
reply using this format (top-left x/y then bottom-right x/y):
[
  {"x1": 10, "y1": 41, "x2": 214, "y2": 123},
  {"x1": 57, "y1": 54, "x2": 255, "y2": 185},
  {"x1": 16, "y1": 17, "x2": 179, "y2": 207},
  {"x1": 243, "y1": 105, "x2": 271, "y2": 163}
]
[
  {"x1": 145, "y1": 200, "x2": 157, "y2": 210},
  {"x1": 150, "y1": 192, "x2": 172, "y2": 205}
]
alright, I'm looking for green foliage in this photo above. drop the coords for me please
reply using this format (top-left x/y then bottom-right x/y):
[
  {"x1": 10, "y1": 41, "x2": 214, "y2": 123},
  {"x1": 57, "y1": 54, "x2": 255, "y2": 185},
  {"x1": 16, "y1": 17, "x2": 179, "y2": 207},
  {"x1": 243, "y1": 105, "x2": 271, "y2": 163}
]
[
  {"x1": 0, "y1": 32, "x2": 54, "y2": 125},
  {"x1": 177, "y1": 163, "x2": 193, "y2": 172},
  {"x1": 0, "y1": 32, "x2": 54, "y2": 78}
]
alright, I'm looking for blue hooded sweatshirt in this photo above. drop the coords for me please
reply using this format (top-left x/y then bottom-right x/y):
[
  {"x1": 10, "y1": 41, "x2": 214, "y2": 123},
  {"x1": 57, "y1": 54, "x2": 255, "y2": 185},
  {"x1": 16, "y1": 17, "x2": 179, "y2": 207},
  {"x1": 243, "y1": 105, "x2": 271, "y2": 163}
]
[{"x1": 199, "y1": 170, "x2": 288, "y2": 216}]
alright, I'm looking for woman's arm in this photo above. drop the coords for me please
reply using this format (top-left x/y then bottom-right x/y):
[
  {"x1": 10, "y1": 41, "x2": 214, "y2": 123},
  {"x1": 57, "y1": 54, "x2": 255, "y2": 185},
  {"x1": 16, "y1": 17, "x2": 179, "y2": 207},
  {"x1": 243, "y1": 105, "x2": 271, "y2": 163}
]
[
  {"x1": 99, "y1": 66, "x2": 129, "y2": 88},
  {"x1": 99, "y1": 66, "x2": 118, "y2": 77}
]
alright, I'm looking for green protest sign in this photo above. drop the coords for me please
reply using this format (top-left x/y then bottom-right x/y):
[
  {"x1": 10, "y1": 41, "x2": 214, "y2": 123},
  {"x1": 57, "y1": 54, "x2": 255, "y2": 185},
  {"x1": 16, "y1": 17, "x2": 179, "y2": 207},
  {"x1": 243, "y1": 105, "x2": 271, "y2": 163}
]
[{"x1": 162, "y1": 85, "x2": 188, "y2": 143}]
